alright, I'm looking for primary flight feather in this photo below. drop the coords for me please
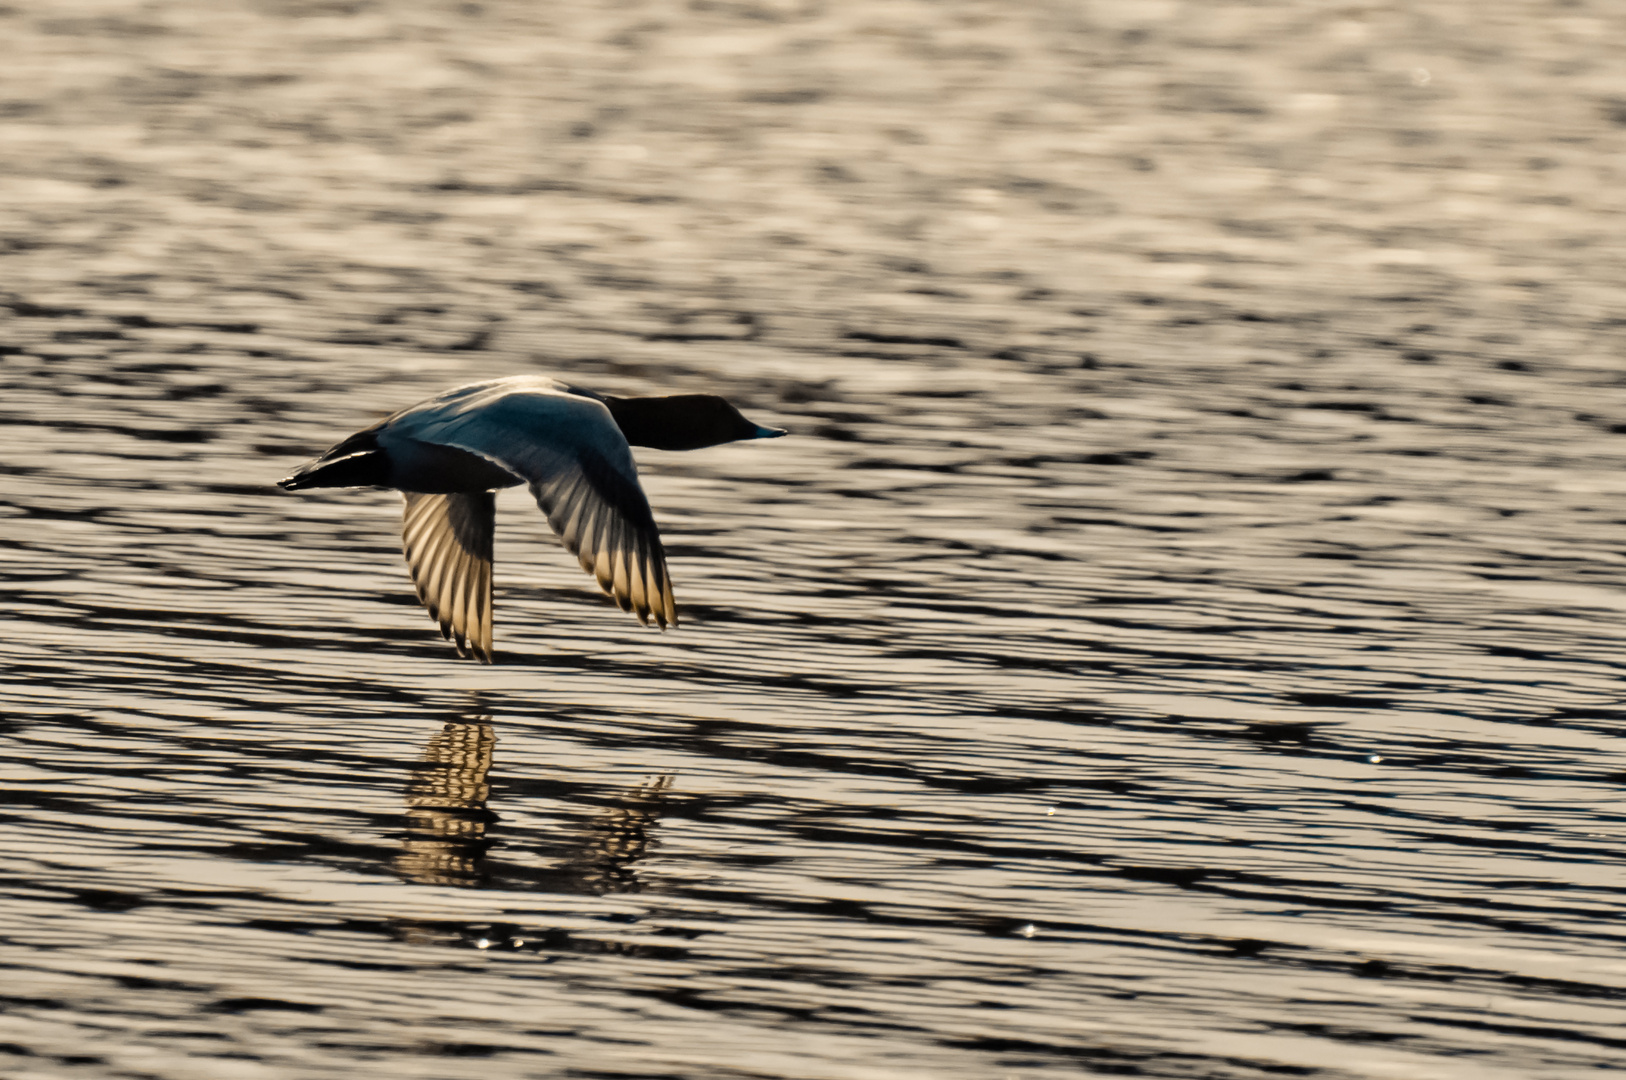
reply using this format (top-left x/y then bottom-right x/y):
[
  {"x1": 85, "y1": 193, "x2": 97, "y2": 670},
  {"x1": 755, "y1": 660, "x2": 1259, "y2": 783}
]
[{"x1": 278, "y1": 375, "x2": 786, "y2": 662}]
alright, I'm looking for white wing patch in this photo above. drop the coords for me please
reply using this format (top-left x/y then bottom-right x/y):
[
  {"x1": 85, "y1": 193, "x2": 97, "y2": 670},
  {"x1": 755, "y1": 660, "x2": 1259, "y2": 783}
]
[{"x1": 402, "y1": 492, "x2": 496, "y2": 663}]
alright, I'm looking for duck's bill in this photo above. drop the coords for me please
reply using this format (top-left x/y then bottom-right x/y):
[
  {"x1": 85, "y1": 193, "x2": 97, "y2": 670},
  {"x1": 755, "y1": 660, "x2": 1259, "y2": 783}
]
[{"x1": 752, "y1": 425, "x2": 788, "y2": 438}]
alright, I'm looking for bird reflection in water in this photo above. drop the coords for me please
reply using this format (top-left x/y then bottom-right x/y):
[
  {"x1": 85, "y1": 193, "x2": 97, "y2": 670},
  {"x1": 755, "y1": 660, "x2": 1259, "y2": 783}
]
[
  {"x1": 396, "y1": 716, "x2": 500, "y2": 888},
  {"x1": 394, "y1": 705, "x2": 674, "y2": 895}
]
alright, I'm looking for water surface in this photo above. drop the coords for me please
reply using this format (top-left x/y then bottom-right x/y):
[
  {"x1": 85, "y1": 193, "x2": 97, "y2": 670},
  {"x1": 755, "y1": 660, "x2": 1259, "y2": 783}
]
[{"x1": 4, "y1": 2, "x2": 1626, "y2": 1077}]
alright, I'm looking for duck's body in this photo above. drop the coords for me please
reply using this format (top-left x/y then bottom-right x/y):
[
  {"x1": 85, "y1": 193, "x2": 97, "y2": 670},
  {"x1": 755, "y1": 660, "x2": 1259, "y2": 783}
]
[{"x1": 279, "y1": 375, "x2": 784, "y2": 662}]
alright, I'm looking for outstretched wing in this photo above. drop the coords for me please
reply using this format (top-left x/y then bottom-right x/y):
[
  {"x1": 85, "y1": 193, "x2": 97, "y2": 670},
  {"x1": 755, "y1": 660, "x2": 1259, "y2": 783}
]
[
  {"x1": 528, "y1": 445, "x2": 677, "y2": 628},
  {"x1": 388, "y1": 382, "x2": 677, "y2": 628},
  {"x1": 402, "y1": 492, "x2": 496, "y2": 662}
]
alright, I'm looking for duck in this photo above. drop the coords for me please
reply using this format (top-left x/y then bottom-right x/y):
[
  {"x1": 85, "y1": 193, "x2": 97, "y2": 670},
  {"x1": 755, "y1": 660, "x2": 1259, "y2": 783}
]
[{"x1": 278, "y1": 375, "x2": 786, "y2": 662}]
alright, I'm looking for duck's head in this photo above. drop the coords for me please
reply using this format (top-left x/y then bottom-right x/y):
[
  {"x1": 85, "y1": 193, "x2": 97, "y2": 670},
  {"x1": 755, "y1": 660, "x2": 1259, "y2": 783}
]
[{"x1": 605, "y1": 394, "x2": 787, "y2": 451}]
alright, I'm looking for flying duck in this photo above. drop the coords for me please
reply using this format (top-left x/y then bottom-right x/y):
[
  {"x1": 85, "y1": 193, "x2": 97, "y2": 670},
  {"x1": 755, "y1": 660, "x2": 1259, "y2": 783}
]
[{"x1": 278, "y1": 375, "x2": 785, "y2": 662}]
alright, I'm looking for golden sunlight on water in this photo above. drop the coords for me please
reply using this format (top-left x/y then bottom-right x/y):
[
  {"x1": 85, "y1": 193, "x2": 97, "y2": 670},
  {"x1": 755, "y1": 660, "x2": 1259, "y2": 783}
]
[{"x1": 3, "y1": 1, "x2": 1626, "y2": 1078}]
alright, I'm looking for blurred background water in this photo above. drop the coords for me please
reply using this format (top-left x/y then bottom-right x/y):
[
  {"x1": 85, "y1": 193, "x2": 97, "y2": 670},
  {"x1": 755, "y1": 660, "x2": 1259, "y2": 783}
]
[{"x1": 3, "y1": 1, "x2": 1626, "y2": 1077}]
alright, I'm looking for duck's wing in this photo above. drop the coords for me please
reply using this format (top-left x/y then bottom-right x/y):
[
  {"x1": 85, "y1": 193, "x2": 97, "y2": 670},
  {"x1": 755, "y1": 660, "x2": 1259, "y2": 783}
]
[
  {"x1": 526, "y1": 444, "x2": 677, "y2": 628},
  {"x1": 402, "y1": 492, "x2": 496, "y2": 662},
  {"x1": 388, "y1": 387, "x2": 677, "y2": 629}
]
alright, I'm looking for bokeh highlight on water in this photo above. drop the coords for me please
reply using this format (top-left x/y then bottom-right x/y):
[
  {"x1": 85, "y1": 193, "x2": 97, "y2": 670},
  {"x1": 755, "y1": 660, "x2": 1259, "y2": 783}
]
[{"x1": 3, "y1": 2, "x2": 1626, "y2": 1077}]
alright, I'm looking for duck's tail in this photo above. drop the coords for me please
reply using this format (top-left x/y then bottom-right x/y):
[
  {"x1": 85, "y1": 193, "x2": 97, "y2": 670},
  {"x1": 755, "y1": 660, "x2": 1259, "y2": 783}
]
[{"x1": 278, "y1": 429, "x2": 391, "y2": 490}]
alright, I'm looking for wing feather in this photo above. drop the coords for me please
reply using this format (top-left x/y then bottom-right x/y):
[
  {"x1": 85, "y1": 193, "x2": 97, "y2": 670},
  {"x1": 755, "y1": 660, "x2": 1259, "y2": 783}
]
[
  {"x1": 401, "y1": 492, "x2": 496, "y2": 662},
  {"x1": 412, "y1": 530, "x2": 446, "y2": 612},
  {"x1": 576, "y1": 501, "x2": 603, "y2": 576},
  {"x1": 611, "y1": 528, "x2": 631, "y2": 611},
  {"x1": 594, "y1": 526, "x2": 615, "y2": 593},
  {"x1": 474, "y1": 558, "x2": 493, "y2": 659},
  {"x1": 446, "y1": 550, "x2": 469, "y2": 653},
  {"x1": 626, "y1": 539, "x2": 647, "y2": 619},
  {"x1": 428, "y1": 532, "x2": 459, "y2": 639}
]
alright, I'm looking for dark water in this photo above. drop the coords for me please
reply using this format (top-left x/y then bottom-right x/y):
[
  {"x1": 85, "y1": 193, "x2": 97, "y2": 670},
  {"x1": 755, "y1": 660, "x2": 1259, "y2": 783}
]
[{"x1": 4, "y1": 2, "x2": 1626, "y2": 1077}]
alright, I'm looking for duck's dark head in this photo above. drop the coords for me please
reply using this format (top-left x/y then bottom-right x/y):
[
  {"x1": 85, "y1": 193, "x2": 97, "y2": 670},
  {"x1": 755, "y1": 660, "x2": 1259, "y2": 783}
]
[{"x1": 603, "y1": 394, "x2": 786, "y2": 451}]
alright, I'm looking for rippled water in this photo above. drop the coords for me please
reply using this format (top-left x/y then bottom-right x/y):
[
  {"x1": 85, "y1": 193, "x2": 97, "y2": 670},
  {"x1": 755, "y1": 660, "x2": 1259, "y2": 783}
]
[{"x1": 5, "y1": 2, "x2": 1626, "y2": 1077}]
